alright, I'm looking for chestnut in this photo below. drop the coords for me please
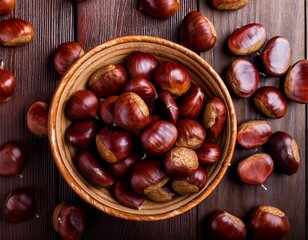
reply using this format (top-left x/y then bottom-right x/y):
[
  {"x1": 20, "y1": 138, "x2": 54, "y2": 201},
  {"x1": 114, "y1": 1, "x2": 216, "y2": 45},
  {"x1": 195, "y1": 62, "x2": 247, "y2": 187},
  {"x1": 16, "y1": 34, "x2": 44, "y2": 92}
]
[
  {"x1": 0, "y1": 18, "x2": 35, "y2": 46},
  {"x1": 260, "y1": 36, "x2": 292, "y2": 76},
  {"x1": 196, "y1": 140, "x2": 221, "y2": 165},
  {"x1": 146, "y1": 185, "x2": 177, "y2": 203},
  {"x1": 175, "y1": 119, "x2": 206, "y2": 149},
  {"x1": 53, "y1": 202, "x2": 86, "y2": 240},
  {"x1": 180, "y1": 11, "x2": 217, "y2": 53},
  {"x1": 266, "y1": 131, "x2": 300, "y2": 175},
  {"x1": 96, "y1": 126, "x2": 133, "y2": 163},
  {"x1": 139, "y1": 0, "x2": 179, "y2": 19},
  {"x1": 154, "y1": 61, "x2": 191, "y2": 96},
  {"x1": 237, "y1": 120, "x2": 272, "y2": 148},
  {"x1": 252, "y1": 86, "x2": 287, "y2": 119},
  {"x1": 0, "y1": 0, "x2": 15, "y2": 15},
  {"x1": 157, "y1": 90, "x2": 179, "y2": 124},
  {"x1": 26, "y1": 101, "x2": 49, "y2": 138},
  {"x1": 207, "y1": 210, "x2": 246, "y2": 240},
  {"x1": 284, "y1": 60, "x2": 308, "y2": 103},
  {"x1": 209, "y1": 0, "x2": 249, "y2": 10},
  {"x1": 99, "y1": 95, "x2": 118, "y2": 125},
  {"x1": 226, "y1": 59, "x2": 260, "y2": 98},
  {"x1": 88, "y1": 64, "x2": 127, "y2": 98},
  {"x1": 0, "y1": 60, "x2": 16, "y2": 102},
  {"x1": 140, "y1": 120, "x2": 178, "y2": 156},
  {"x1": 54, "y1": 42, "x2": 84, "y2": 76},
  {"x1": 0, "y1": 141, "x2": 26, "y2": 177},
  {"x1": 3, "y1": 188, "x2": 37, "y2": 223},
  {"x1": 227, "y1": 23, "x2": 266, "y2": 55},
  {"x1": 177, "y1": 83, "x2": 205, "y2": 119},
  {"x1": 65, "y1": 89, "x2": 99, "y2": 120},
  {"x1": 108, "y1": 154, "x2": 139, "y2": 177},
  {"x1": 247, "y1": 205, "x2": 290, "y2": 240}
]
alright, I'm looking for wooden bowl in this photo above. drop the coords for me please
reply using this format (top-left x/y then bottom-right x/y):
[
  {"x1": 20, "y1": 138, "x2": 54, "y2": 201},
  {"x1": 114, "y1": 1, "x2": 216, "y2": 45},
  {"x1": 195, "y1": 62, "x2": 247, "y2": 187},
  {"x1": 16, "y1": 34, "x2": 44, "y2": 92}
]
[{"x1": 48, "y1": 35, "x2": 237, "y2": 221}]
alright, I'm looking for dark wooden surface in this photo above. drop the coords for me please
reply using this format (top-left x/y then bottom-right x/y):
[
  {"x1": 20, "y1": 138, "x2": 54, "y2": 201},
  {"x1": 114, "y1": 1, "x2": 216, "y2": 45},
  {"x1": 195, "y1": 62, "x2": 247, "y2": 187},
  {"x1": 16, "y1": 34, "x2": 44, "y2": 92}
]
[{"x1": 0, "y1": 0, "x2": 306, "y2": 239}]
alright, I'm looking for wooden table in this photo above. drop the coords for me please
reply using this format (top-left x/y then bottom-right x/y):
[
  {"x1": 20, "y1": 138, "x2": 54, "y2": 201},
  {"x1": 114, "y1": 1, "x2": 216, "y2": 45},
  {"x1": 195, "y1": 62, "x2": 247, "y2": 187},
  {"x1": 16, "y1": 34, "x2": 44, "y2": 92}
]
[{"x1": 1, "y1": 0, "x2": 307, "y2": 239}]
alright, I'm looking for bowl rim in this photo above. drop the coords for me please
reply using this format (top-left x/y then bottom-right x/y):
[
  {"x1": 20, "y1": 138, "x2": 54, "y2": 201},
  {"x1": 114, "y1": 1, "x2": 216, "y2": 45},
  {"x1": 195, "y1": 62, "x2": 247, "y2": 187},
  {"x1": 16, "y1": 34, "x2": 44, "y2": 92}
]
[{"x1": 48, "y1": 35, "x2": 237, "y2": 221}]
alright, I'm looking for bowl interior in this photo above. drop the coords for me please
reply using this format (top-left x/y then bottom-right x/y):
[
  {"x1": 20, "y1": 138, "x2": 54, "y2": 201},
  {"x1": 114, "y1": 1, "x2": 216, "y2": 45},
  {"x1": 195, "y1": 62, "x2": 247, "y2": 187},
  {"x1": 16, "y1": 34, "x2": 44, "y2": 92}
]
[{"x1": 49, "y1": 36, "x2": 237, "y2": 221}]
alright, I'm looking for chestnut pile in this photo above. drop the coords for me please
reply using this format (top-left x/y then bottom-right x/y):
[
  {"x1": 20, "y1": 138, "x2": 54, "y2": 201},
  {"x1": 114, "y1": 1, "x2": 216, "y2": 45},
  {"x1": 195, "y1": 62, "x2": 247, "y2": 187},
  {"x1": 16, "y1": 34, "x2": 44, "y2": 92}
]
[{"x1": 64, "y1": 51, "x2": 226, "y2": 209}]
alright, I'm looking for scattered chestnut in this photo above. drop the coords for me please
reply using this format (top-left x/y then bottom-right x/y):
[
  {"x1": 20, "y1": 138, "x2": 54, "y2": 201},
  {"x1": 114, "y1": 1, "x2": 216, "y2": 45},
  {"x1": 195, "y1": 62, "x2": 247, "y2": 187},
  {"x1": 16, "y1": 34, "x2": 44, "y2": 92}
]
[
  {"x1": 3, "y1": 188, "x2": 37, "y2": 223},
  {"x1": 145, "y1": 184, "x2": 177, "y2": 203},
  {"x1": 53, "y1": 202, "x2": 86, "y2": 240},
  {"x1": 139, "y1": 0, "x2": 179, "y2": 19},
  {"x1": 0, "y1": 18, "x2": 35, "y2": 46},
  {"x1": 0, "y1": 141, "x2": 26, "y2": 177},
  {"x1": 237, "y1": 120, "x2": 272, "y2": 148},
  {"x1": 26, "y1": 101, "x2": 49, "y2": 138},
  {"x1": 260, "y1": 36, "x2": 292, "y2": 76},
  {"x1": 209, "y1": 0, "x2": 249, "y2": 10},
  {"x1": 207, "y1": 210, "x2": 246, "y2": 240},
  {"x1": 227, "y1": 23, "x2": 266, "y2": 55},
  {"x1": 0, "y1": 60, "x2": 16, "y2": 102},
  {"x1": 54, "y1": 42, "x2": 84, "y2": 76},
  {"x1": 154, "y1": 61, "x2": 191, "y2": 96},
  {"x1": 247, "y1": 205, "x2": 290, "y2": 240},
  {"x1": 88, "y1": 64, "x2": 127, "y2": 98},
  {"x1": 266, "y1": 131, "x2": 300, "y2": 175},
  {"x1": 226, "y1": 59, "x2": 260, "y2": 98},
  {"x1": 99, "y1": 95, "x2": 118, "y2": 125},
  {"x1": 252, "y1": 86, "x2": 287, "y2": 119},
  {"x1": 108, "y1": 154, "x2": 139, "y2": 177},
  {"x1": 180, "y1": 11, "x2": 217, "y2": 53},
  {"x1": 0, "y1": 0, "x2": 15, "y2": 15},
  {"x1": 140, "y1": 120, "x2": 178, "y2": 156},
  {"x1": 157, "y1": 90, "x2": 179, "y2": 124},
  {"x1": 196, "y1": 140, "x2": 221, "y2": 165},
  {"x1": 284, "y1": 60, "x2": 308, "y2": 103}
]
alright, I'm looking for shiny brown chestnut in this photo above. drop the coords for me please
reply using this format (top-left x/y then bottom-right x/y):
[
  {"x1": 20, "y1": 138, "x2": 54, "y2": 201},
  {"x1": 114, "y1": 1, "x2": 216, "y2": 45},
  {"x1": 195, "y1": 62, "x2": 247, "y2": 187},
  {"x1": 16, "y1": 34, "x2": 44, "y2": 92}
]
[
  {"x1": 284, "y1": 60, "x2": 308, "y2": 103},
  {"x1": 54, "y1": 42, "x2": 84, "y2": 76},
  {"x1": 108, "y1": 154, "x2": 139, "y2": 177},
  {"x1": 99, "y1": 96, "x2": 118, "y2": 125},
  {"x1": 0, "y1": 18, "x2": 35, "y2": 46},
  {"x1": 209, "y1": 0, "x2": 249, "y2": 10},
  {"x1": 226, "y1": 59, "x2": 260, "y2": 98},
  {"x1": 252, "y1": 86, "x2": 287, "y2": 119},
  {"x1": 75, "y1": 149, "x2": 114, "y2": 187},
  {"x1": 237, "y1": 120, "x2": 272, "y2": 148},
  {"x1": 3, "y1": 188, "x2": 37, "y2": 223},
  {"x1": 65, "y1": 89, "x2": 99, "y2": 120},
  {"x1": 154, "y1": 61, "x2": 191, "y2": 96},
  {"x1": 146, "y1": 184, "x2": 177, "y2": 203},
  {"x1": 207, "y1": 210, "x2": 246, "y2": 240},
  {"x1": 0, "y1": 141, "x2": 26, "y2": 177},
  {"x1": 0, "y1": 0, "x2": 15, "y2": 15},
  {"x1": 139, "y1": 0, "x2": 179, "y2": 19},
  {"x1": 53, "y1": 202, "x2": 86, "y2": 240},
  {"x1": 157, "y1": 90, "x2": 179, "y2": 124},
  {"x1": 88, "y1": 64, "x2": 127, "y2": 98},
  {"x1": 247, "y1": 205, "x2": 290, "y2": 240},
  {"x1": 180, "y1": 11, "x2": 217, "y2": 53},
  {"x1": 26, "y1": 101, "x2": 49, "y2": 138},
  {"x1": 260, "y1": 36, "x2": 292, "y2": 76},
  {"x1": 95, "y1": 126, "x2": 133, "y2": 163},
  {"x1": 227, "y1": 23, "x2": 266, "y2": 55},
  {"x1": 266, "y1": 131, "x2": 300, "y2": 175},
  {"x1": 140, "y1": 120, "x2": 178, "y2": 156},
  {"x1": 196, "y1": 140, "x2": 221, "y2": 165},
  {"x1": 0, "y1": 60, "x2": 16, "y2": 102}
]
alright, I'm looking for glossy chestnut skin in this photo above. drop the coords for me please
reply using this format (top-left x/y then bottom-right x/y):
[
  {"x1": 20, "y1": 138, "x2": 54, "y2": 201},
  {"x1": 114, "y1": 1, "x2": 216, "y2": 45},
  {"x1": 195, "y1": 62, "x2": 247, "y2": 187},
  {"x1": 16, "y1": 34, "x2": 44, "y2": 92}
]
[
  {"x1": 260, "y1": 36, "x2": 292, "y2": 76},
  {"x1": 207, "y1": 210, "x2": 246, "y2": 240},
  {"x1": 0, "y1": 0, "x2": 15, "y2": 15},
  {"x1": 154, "y1": 61, "x2": 191, "y2": 96},
  {"x1": 237, "y1": 153, "x2": 274, "y2": 186},
  {"x1": 3, "y1": 188, "x2": 37, "y2": 223},
  {"x1": 65, "y1": 89, "x2": 99, "y2": 120},
  {"x1": 157, "y1": 90, "x2": 179, "y2": 124},
  {"x1": 284, "y1": 60, "x2": 308, "y2": 103},
  {"x1": 54, "y1": 42, "x2": 84, "y2": 76},
  {"x1": 53, "y1": 202, "x2": 86, "y2": 240},
  {"x1": 0, "y1": 18, "x2": 35, "y2": 46},
  {"x1": 252, "y1": 86, "x2": 287, "y2": 119},
  {"x1": 0, "y1": 141, "x2": 26, "y2": 177},
  {"x1": 196, "y1": 140, "x2": 221, "y2": 165},
  {"x1": 140, "y1": 120, "x2": 178, "y2": 156},
  {"x1": 0, "y1": 61, "x2": 16, "y2": 102},
  {"x1": 99, "y1": 96, "x2": 118, "y2": 125},
  {"x1": 210, "y1": 0, "x2": 249, "y2": 10},
  {"x1": 146, "y1": 185, "x2": 177, "y2": 203},
  {"x1": 95, "y1": 126, "x2": 133, "y2": 163},
  {"x1": 26, "y1": 101, "x2": 49, "y2": 138},
  {"x1": 237, "y1": 120, "x2": 272, "y2": 148},
  {"x1": 126, "y1": 51, "x2": 160, "y2": 79},
  {"x1": 108, "y1": 154, "x2": 139, "y2": 177},
  {"x1": 266, "y1": 131, "x2": 300, "y2": 175},
  {"x1": 227, "y1": 23, "x2": 266, "y2": 55},
  {"x1": 226, "y1": 59, "x2": 259, "y2": 98},
  {"x1": 139, "y1": 0, "x2": 179, "y2": 19},
  {"x1": 88, "y1": 64, "x2": 127, "y2": 98},
  {"x1": 247, "y1": 205, "x2": 290, "y2": 240},
  {"x1": 177, "y1": 83, "x2": 205, "y2": 119}
]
